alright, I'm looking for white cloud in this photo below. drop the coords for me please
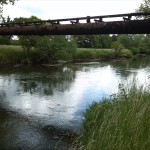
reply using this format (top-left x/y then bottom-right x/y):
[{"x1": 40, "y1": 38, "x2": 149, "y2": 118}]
[{"x1": 3, "y1": 0, "x2": 143, "y2": 20}]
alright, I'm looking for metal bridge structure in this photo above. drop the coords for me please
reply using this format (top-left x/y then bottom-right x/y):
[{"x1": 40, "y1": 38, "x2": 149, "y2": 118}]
[{"x1": 0, "y1": 12, "x2": 150, "y2": 35}]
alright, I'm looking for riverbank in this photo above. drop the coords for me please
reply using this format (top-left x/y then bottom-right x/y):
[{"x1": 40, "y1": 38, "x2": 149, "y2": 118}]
[
  {"x1": 0, "y1": 45, "x2": 145, "y2": 67},
  {"x1": 78, "y1": 82, "x2": 150, "y2": 150}
]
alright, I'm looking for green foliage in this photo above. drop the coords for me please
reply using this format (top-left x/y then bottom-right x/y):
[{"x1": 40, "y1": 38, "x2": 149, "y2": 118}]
[
  {"x1": 34, "y1": 36, "x2": 52, "y2": 63},
  {"x1": 111, "y1": 41, "x2": 124, "y2": 57},
  {"x1": 74, "y1": 48, "x2": 114, "y2": 59},
  {"x1": 139, "y1": 35, "x2": 150, "y2": 54},
  {"x1": 13, "y1": 16, "x2": 77, "y2": 62},
  {"x1": 111, "y1": 41, "x2": 124, "y2": 51},
  {"x1": 131, "y1": 35, "x2": 143, "y2": 49},
  {"x1": 13, "y1": 16, "x2": 41, "y2": 55},
  {"x1": 118, "y1": 35, "x2": 132, "y2": 49},
  {"x1": 0, "y1": 36, "x2": 10, "y2": 45},
  {"x1": 0, "y1": 45, "x2": 24, "y2": 62},
  {"x1": 19, "y1": 35, "x2": 37, "y2": 54},
  {"x1": 76, "y1": 35, "x2": 112, "y2": 49},
  {"x1": 93, "y1": 35, "x2": 112, "y2": 49},
  {"x1": 74, "y1": 49, "x2": 97, "y2": 59},
  {"x1": 79, "y1": 82, "x2": 150, "y2": 150},
  {"x1": 130, "y1": 47, "x2": 140, "y2": 55},
  {"x1": 137, "y1": 0, "x2": 150, "y2": 17},
  {"x1": 35, "y1": 35, "x2": 77, "y2": 63},
  {"x1": 120, "y1": 49, "x2": 133, "y2": 58},
  {"x1": 10, "y1": 39, "x2": 20, "y2": 46}
]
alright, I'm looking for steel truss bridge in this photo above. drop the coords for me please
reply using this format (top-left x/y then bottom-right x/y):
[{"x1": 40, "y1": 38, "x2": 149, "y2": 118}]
[{"x1": 0, "y1": 12, "x2": 150, "y2": 35}]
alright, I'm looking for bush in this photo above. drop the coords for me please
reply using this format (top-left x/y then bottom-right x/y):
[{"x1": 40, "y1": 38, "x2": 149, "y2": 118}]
[
  {"x1": 111, "y1": 41, "x2": 124, "y2": 57},
  {"x1": 120, "y1": 49, "x2": 133, "y2": 58},
  {"x1": 35, "y1": 36, "x2": 76, "y2": 63},
  {"x1": 130, "y1": 47, "x2": 140, "y2": 55},
  {"x1": 0, "y1": 36, "x2": 10, "y2": 45}
]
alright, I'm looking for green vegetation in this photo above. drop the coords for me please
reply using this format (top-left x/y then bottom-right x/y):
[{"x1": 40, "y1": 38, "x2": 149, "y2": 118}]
[
  {"x1": 0, "y1": 45, "x2": 24, "y2": 63},
  {"x1": 74, "y1": 48, "x2": 132, "y2": 60},
  {"x1": 136, "y1": 0, "x2": 150, "y2": 15},
  {"x1": 74, "y1": 48, "x2": 113, "y2": 60},
  {"x1": 34, "y1": 35, "x2": 76, "y2": 63},
  {"x1": 79, "y1": 82, "x2": 150, "y2": 150}
]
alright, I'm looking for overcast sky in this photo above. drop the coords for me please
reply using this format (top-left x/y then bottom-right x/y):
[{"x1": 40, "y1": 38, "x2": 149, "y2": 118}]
[{"x1": 3, "y1": 0, "x2": 143, "y2": 20}]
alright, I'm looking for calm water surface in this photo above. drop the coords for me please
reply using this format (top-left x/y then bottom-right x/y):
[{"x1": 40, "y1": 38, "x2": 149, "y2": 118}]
[{"x1": 0, "y1": 56, "x2": 149, "y2": 149}]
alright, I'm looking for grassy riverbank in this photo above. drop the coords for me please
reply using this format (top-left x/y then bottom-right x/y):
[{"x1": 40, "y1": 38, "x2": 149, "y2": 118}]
[
  {"x1": 0, "y1": 45, "x2": 24, "y2": 63},
  {"x1": 79, "y1": 82, "x2": 150, "y2": 150},
  {"x1": 75, "y1": 48, "x2": 133, "y2": 60},
  {"x1": 0, "y1": 45, "x2": 37, "y2": 64},
  {"x1": 0, "y1": 45, "x2": 134, "y2": 64}
]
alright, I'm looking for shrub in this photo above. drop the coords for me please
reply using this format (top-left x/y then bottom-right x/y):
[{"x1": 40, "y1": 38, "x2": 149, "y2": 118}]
[
  {"x1": 120, "y1": 49, "x2": 133, "y2": 58},
  {"x1": 130, "y1": 47, "x2": 140, "y2": 55}
]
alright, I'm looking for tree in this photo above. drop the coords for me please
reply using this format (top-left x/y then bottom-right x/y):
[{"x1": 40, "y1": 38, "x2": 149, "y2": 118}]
[
  {"x1": 35, "y1": 35, "x2": 77, "y2": 63},
  {"x1": 13, "y1": 16, "x2": 41, "y2": 56},
  {"x1": 118, "y1": 35, "x2": 132, "y2": 49},
  {"x1": 0, "y1": 0, "x2": 16, "y2": 5},
  {"x1": 0, "y1": 0, "x2": 17, "y2": 17},
  {"x1": 139, "y1": 35, "x2": 150, "y2": 54},
  {"x1": 136, "y1": 0, "x2": 150, "y2": 54},
  {"x1": 76, "y1": 35, "x2": 112, "y2": 49},
  {"x1": 136, "y1": 0, "x2": 150, "y2": 18},
  {"x1": 138, "y1": 0, "x2": 150, "y2": 12}
]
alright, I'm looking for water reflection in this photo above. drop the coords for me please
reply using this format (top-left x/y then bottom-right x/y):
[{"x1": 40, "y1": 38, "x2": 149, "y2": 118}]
[{"x1": 0, "y1": 56, "x2": 149, "y2": 149}]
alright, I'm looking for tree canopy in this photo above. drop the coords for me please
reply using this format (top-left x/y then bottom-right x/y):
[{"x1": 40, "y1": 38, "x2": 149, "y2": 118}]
[
  {"x1": 0, "y1": 0, "x2": 17, "y2": 17},
  {"x1": 136, "y1": 0, "x2": 150, "y2": 19},
  {"x1": 0, "y1": 0, "x2": 17, "y2": 5}
]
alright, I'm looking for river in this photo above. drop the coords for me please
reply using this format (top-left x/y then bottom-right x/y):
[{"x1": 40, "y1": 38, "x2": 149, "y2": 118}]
[{"x1": 0, "y1": 56, "x2": 149, "y2": 149}]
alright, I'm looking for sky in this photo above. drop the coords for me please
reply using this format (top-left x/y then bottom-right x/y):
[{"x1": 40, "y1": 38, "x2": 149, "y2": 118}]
[{"x1": 3, "y1": 0, "x2": 143, "y2": 20}]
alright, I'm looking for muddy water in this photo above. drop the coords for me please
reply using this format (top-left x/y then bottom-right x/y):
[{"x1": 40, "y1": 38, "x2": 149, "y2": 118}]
[{"x1": 0, "y1": 56, "x2": 149, "y2": 149}]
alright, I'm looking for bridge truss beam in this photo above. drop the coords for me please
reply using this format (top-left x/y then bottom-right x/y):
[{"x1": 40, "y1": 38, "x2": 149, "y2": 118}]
[{"x1": 0, "y1": 12, "x2": 150, "y2": 35}]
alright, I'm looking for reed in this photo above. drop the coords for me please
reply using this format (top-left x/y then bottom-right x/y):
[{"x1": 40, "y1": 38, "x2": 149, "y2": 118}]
[{"x1": 79, "y1": 81, "x2": 150, "y2": 150}]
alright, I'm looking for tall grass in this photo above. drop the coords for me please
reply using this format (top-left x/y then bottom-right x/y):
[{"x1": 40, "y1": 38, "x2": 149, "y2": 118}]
[
  {"x1": 0, "y1": 45, "x2": 25, "y2": 63},
  {"x1": 79, "y1": 82, "x2": 150, "y2": 150},
  {"x1": 0, "y1": 46, "x2": 134, "y2": 64},
  {"x1": 0, "y1": 45, "x2": 39, "y2": 63},
  {"x1": 74, "y1": 48, "x2": 132, "y2": 60},
  {"x1": 74, "y1": 48, "x2": 114, "y2": 60}
]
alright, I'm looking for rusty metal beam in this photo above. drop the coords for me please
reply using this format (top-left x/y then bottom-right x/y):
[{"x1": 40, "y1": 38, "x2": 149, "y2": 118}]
[{"x1": 0, "y1": 19, "x2": 150, "y2": 35}]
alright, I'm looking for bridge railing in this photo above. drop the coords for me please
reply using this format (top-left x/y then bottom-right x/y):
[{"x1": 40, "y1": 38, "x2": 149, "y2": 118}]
[{"x1": 0, "y1": 12, "x2": 150, "y2": 27}]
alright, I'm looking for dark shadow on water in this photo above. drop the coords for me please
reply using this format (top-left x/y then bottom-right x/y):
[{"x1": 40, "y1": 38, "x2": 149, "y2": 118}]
[{"x1": 0, "y1": 107, "x2": 76, "y2": 150}]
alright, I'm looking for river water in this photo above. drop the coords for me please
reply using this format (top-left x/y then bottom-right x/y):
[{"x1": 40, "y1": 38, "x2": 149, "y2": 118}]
[{"x1": 0, "y1": 56, "x2": 150, "y2": 149}]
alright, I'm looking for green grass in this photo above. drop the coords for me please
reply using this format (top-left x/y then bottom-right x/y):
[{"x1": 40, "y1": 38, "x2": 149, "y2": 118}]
[
  {"x1": 79, "y1": 82, "x2": 150, "y2": 150},
  {"x1": 74, "y1": 48, "x2": 133, "y2": 60},
  {"x1": 0, "y1": 45, "x2": 25, "y2": 63},
  {"x1": 74, "y1": 48, "x2": 114, "y2": 59},
  {"x1": 0, "y1": 45, "x2": 39, "y2": 63},
  {"x1": 0, "y1": 46, "x2": 133, "y2": 64}
]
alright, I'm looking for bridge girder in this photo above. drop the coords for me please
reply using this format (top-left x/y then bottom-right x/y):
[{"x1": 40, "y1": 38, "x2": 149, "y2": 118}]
[{"x1": 0, "y1": 19, "x2": 150, "y2": 35}]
